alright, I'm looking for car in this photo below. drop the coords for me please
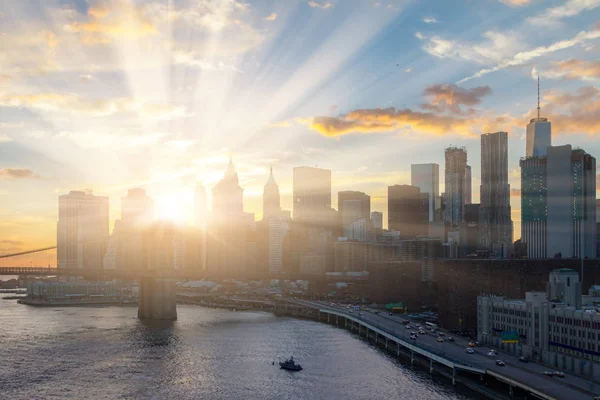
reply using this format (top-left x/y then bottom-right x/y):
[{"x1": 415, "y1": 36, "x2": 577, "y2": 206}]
[
  {"x1": 402, "y1": 320, "x2": 410, "y2": 324},
  {"x1": 349, "y1": 310, "x2": 353, "y2": 313},
  {"x1": 553, "y1": 371, "x2": 565, "y2": 378},
  {"x1": 518, "y1": 356, "x2": 528, "y2": 363},
  {"x1": 465, "y1": 348, "x2": 475, "y2": 354},
  {"x1": 447, "y1": 336, "x2": 455, "y2": 342},
  {"x1": 438, "y1": 332, "x2": 445, "y2": 336},
  {"x1": 495, "y1": 360, "x2": 505, "y2": 366},
  {"x1": 410, "y1": 334, "x2": 417, "y2": 340},
  {"x1": 468, "y1": 342, "x2": 477, "y2": 347},
  {"x1": 405, "y1": 325, "x2": 411, "y2": 329},
  {"x1": 388, "y1": 312, "x2": 393, "y2": 316},
  {"x1": 487, "y1": 350, "x2": 498, "y2": 356},
  {"x1": 542, "y1": 371, "x2": 554, "y2": 377},
  {"x1": 437, "y1": 338, "x2": 444, "y2": 342},
  {"x1": 418, "y1": 330, "x2": 425, "y2": 335}
]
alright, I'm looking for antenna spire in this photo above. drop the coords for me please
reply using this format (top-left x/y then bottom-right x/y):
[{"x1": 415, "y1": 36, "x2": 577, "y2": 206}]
[{"x1": 537, "y1": 76, "x2": 540, "y2": 119}]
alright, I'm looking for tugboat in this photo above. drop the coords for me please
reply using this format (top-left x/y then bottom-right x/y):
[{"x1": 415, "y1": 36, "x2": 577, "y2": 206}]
[{"x1": 279, "y1": 356, "x2": 303, "y2": 371}]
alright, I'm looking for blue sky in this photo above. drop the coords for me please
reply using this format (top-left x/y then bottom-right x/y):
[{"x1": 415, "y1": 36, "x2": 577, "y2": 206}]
[{"x1": 0, "y1": 0, "x2": 599, "y2": 260}]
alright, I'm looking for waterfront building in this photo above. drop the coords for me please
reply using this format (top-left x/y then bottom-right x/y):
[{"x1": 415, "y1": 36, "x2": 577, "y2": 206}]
[
  {"x1": 479, "y1": 132, "x2": 512, "y2": 256},
  {"x1": 477, "y1": 269, "x2": 600, "y2": 377},
  {"x1": 26, "y1": 280, "x2": 119, "y2": 302},
  {"x1": 267, "y1": 217, "x2": 289, "y2": 274},
  {"x1": 348, "y1": 218, "x2": 376, "y2": 242},
  {"x1": 388, "y1": 185, "x2": 428, "y2": 238},
  {"x1": 444, "y1": 147, "x2": 468, "y2": 227},
  {"x1": 57, "y1": 190, "x2": 109, "y2": 270},
  {"x1": 334, "y1": 239, "x2": 369, "y2": 273},
  {"x1": 460, "y1": 203, "x2": 480, "y2": 257},
  {"x1": 521, "y1": 145, "x2": 596, "y2": 258},
  {"x1": 115, "y1": 188, "x2": 154, "y2": 271},
  {"x1": 293, "y1": 166, "x2": 331, "y2": 225},
  {"x1": 411, "y1": 163, "x2": 439, "y2": 222}
]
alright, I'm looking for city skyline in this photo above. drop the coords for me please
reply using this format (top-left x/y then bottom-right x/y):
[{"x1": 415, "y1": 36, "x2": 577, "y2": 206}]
[{"x1": 1, "y1": 0, "x2": 599, "y2": 264}]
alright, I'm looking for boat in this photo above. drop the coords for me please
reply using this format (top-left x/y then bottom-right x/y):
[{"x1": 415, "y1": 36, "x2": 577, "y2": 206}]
[{"x1": 279, "y1": 356, "x2": 303, "y2": 371}]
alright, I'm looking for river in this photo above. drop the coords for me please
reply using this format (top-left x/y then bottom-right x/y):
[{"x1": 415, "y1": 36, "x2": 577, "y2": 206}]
[{"x1": 0, "y1": 300, "x2": 474, "y2": 399}]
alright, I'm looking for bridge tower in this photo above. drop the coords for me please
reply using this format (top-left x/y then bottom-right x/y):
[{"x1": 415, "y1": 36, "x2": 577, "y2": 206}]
[{"x1": 138, "y1": 275, "x2": 178, "y2": 320}]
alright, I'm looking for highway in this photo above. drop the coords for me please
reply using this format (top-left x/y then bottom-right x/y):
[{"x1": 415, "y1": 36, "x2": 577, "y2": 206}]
[{"x1": 291, "y1": 299, "x2": 599, "y2": 400}]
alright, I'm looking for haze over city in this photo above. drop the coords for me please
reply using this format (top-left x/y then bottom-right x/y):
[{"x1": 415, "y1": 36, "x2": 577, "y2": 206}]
[{"x1": 1, "y1": 0, "x2": 598, "y2": 266}]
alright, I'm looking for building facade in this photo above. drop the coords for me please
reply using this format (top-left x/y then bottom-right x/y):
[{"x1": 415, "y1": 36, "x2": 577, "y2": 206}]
[
  {"x1": 411, "y1": 163, "x2": 439, "y2": 222},
  {"x1": 338, "y1": 190, "x2": 370, "y2": 235},
  {"x1": 388, "y1": 184, "x2": 428, "y2": 238},
  {"x1": 521, "y1": 145, "x2": 596, "y2": 258},
  {"x1": 57, "y1": 190, "x2": 109, "y2": 270},
  {"x1": 444, "y1": 147, "x2": 468, "y2": 227},
  {"x1": 293, "y1": 166, "x2": 331, "y2": 225},
  {"x1": 479, "y1": 132, "x2": 512, "y2": 256}
]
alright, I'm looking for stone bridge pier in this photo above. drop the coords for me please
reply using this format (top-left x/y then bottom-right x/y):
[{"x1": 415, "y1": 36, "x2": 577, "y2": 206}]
[{"x1": 138, "y1": 276, "x2": 177, "y2": 320}]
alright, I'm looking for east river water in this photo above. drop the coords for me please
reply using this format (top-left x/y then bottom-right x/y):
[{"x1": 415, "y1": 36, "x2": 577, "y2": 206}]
[{"x1": 0, "y1": 300, "x2": 474, "y2": 399}]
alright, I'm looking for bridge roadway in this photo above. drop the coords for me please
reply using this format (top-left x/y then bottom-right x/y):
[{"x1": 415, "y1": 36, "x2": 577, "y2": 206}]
[{"x1": 290, "y1": 299, "x2": 598, "y2": 400}]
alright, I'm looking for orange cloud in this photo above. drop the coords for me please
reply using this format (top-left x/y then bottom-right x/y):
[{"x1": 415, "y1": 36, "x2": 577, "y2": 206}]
[
  {"x1": 422, "y1": 83, "x2": 492, "y2": 114},
  {"x1": 510, "y1": 188, "x2": 521, "y2": 197},
  {"x1": 552, "y1": 59, "x2": 600, "y2": 79},
  {"x1": 310, "y1": 108, "x2": 481, "y2": 137},
  {"x1": 88, "y1": 6, "x2": 109, "y2": 19},
  {"x1": 0, "y1": 168, "x2": 39, "y2": 179}
]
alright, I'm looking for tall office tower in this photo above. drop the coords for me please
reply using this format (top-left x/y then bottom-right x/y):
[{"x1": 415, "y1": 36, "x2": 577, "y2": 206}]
[
  {"x1": 207, "y1": 159, "x2": 248, "y2": 278},
  {"x1": 521, "y1": 145, "x2": 596, "y2": 258},
  {"x1": 388, "y1": 185, "x2": 428, "y2": 238},
  {"x1": 293, "y1": 166, "x2": 332, "y2": 225},
  {"x1": 526, "y1": 78, "x2": 551, "y2": 157},
  {"x1": 461, "y1": 203, "x2": 480, "y2": 256},
  {"x1": 267, "y1": 217, "x2": 289, "y2": 273},
  {"x1": 444, "y1": 147, "x2": 468, "y2": 227},
  {"x1": 371, "y1": 211, "x2": 383, "y2": 230},
  {"x1": 57, "y1": 190, "x2": 109, "y2": 269},
  {"x1": 338, "y1": 191, "x2": 370, "y2": 235},
  {"x1": 116, "y1": 188, "x2": 154, "y2": 271},
  {"x1": 465, "y1": 165, "x2": 472, "y2": 205},
  {"x1": 121, "y1": 188, "x2": 154, "y2": 227},
  {"x1": 212, "y1": 157, "x2": 244, "y2": 216},
  {"x1": 411, "y1": 163, "x2": 439, "y2": 222},
  {"x1": 263, "y1": 167, "x2": 281, "y2": 220},
  {"x1": 479, "y1": 132, "x2": 512, "y2": 255},
  {"x1": 194, "y1": 183, "x2": 207, "y2": 226}
]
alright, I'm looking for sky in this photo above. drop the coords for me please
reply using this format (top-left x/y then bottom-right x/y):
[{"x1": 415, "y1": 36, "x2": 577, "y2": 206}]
[{"x1": 0, "y1": 0, "x2": 599, "y2": 266}]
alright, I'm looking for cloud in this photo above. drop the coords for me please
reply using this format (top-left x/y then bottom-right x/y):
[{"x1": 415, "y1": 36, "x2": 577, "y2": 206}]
[
  {"x1": 550, "y1": 59, "x2": 600, "y2": 80},
  {"x1": 0, "y1": 239, "x2": 24, "y2": 246},
  {"x1": 308, "y1": 1, "x2": 334, "y2": 9},
  {"x1": 510, "y1": 188, "x2": 521, "y2": 197},
  {"x1": 528, "y1": 0, "x2": 600, "y2": 26},
  {"x1": 268, "y1": 121, "x2": 292, "y2": 128},
  {"x1": 0, "y1": 93, "x2": 188, "y2": 120},
  {"x1": 55, "y1": 130, "x2": 168, "y2": 149},
  {"x1": 500, "y1": 0, "x2": 531, "y2": 7},
  {"x1": 458, "y1": 27, "x2": 600, "y2": 83},
  {"x1": 528, "y1": 86, "x2": 600, "y2": 134},
  {"x1": 172, "y1": 50, "x2": 246, "y2": 71},
  {"x1": 79, "y1": 74, "x2": 94, "y2": 83},
  {"x1": 417, "y1": 30, "x2": 524, "y2": 65},
  {"x1": 421, "y1": 84, "x2": 492, "y2": 114},
  {"x1": 0, "y1": 168, "x2": 39, "y2": 179},
  {"x1": 264, "y1": 12, "x2": 277, "y2": 21},
  {"x1": 423, "y1": 17, "x2": 438, "y2": 24},
  {"x1": 308, "y1": 108, "x2": 480, "y2": 137}
]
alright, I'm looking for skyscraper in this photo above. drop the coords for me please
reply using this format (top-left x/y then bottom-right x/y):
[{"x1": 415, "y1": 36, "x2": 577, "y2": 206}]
[
  {"x1": 122, "y1": 188, "x2": 154, "y2": 227},
  {"x1": 212, "y1": 157, "x2": 243, "y2": 216},
  {"x1": 293, "y1": 166, "x2": 331, "y2": 225},
  {"x1": 526, "y1": 78, "x2": 551, "y2": 157},
  {"x1": 194, "y1": 183, "x2": 207, "y2": 226},
  {"x1": 479, "y1": 132, "x2": 512, "y2": 255},
  {"x1": 370, "y1": 211, "x2": 383, "y2": 230},
  {"x1": 263, "y1": 167, "x2": 281, "y2": 220},
  {"x1": 444, "y1": 147, "x2": 468, "y2": 227},
  {"x1": 338, "y1": 190, "x2": 370, "y2": 234},
  {"x1": 465, "y1": 165, "x2": 472, "y2": 205},
  {"x1": 521, "y1": 145, "x2": 596, "y2": 258},
  {"x1": 388, "y1": 185, "x2": 428, "y2": 238},
  {"x1": 57, "y1": 190, "x2": 109, "y2": 269},
  {"x1": 411, "y1": 163, "x2": 439, "y2": 222}
]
